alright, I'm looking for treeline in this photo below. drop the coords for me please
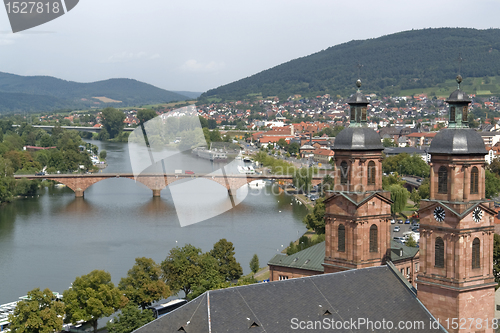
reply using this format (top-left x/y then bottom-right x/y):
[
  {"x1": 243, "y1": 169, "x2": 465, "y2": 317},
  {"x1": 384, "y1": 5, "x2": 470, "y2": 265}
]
[
  {"x1": 200, "y1": 28, "x2": 500, "y2": 101},
  {"x1": 0, "y1": 120, "x2": 94, "y2": 203},
  {"x1": 7, "y1": 239, "x2": 255, "y2": 333}
]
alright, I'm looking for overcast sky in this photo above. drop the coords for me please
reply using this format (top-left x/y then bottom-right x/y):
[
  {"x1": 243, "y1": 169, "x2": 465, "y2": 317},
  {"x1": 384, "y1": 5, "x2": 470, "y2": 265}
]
[{"x1": 1, "y1": 0, "x2": 500, "y2": 93}]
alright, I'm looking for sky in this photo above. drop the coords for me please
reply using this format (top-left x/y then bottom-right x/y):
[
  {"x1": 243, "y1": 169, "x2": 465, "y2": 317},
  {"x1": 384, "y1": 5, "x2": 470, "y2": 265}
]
[{"x1": 1, "y1": 0, "x2": 500, "y2": 93}]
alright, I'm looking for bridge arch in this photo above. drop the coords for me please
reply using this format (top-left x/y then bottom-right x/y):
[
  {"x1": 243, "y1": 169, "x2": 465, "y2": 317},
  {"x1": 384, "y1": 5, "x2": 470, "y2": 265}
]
[{"x1": 17, "y1": 173, "x2": 323, "y2": 198}]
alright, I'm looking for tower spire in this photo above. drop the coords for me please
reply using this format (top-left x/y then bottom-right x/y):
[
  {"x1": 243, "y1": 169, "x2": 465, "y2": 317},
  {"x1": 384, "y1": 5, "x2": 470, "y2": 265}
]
[{"x1": 347, "y1": 79, "x2": 369, "y2": 128}]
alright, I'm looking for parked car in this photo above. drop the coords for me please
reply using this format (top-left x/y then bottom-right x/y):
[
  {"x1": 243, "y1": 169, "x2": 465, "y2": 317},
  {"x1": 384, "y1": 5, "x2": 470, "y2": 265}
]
[
  {"x1": 390, "y1": 219, "x2": 396, "y2": 224},
  {"x1": 185, "y1": 170, "x2": 195, "y2": 174},
  {"x1": 411, "y1": 226, "x2": 419, "y2": 232},
  {"x1": 394, "y1": 226, "x2": 400, "y2": 232},
  {"x1": 393, "y1": 236, "x2": 405, "y2": 244},
  {"x1": 405, "y1": 219, "x2": 411, "y2": 224},
  {"x1": 35, "y1": 171, "x2": 45, "y2": 176},
  {"x1": 398, "y1": 219, "x2": 403, "y2": 224}
]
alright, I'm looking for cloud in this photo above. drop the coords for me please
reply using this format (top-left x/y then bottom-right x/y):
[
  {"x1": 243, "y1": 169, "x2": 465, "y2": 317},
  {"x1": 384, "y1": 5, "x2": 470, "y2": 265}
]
[
  {"x1": 103, "y1": 51, "x2": 161, "y2": 63},
  {"x1": 180, "y1": 59, "x2": 225, "y2": 72}
]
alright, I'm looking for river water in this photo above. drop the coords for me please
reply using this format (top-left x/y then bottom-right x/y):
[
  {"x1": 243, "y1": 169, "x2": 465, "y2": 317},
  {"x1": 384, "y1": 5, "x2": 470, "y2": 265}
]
[{"x1": 0, "y1": 140, "x2": 308, "y2": 304}]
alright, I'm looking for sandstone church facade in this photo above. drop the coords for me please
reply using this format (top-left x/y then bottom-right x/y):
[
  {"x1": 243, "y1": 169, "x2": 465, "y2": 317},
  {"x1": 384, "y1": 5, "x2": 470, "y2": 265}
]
[{"x1": 269, "y1": 77, "x2": 497, "y2": 332}]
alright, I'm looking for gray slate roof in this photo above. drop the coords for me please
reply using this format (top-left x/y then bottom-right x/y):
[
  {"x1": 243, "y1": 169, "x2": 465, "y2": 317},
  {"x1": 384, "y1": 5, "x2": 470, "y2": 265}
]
[
  {"x1": 390, "y1": 239, "x2": 419, "y2": 261},
  {"x1": 135, "y1": 266, "x2": 445, "y2": 333},
  {"x1": 268, "y1": 242, "x2": 325, "y2": 272},
  {"x1": 446, "y1": 89, "x2": 471, "y2": 103},
  {"x1": 428, "y1": 129, "x2": 487, "y2": 155},
  {"x1": 333, "y1": 127, "x2": 383, "y2": 150}
]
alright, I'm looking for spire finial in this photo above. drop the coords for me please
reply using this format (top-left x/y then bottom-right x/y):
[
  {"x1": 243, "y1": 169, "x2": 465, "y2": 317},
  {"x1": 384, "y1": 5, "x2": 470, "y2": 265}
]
[
  {"x1": 356, "y1": 79, "x2": 362, "y2": 90},
  {"x1": 456, "y1": 54, "x2": 463, "y2": 89},
  {"x1": 356, "y1": 62, "x2": 363, "y2": 91}
]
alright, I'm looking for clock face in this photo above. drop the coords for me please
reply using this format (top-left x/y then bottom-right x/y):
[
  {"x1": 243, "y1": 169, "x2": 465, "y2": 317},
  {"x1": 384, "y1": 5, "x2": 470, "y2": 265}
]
[
  {"x1": 434, "y1": 206, "x2": 445, "y2": 222},
  {"x1": 472, "y1": 207, "x2": 483, "y2": 223}
]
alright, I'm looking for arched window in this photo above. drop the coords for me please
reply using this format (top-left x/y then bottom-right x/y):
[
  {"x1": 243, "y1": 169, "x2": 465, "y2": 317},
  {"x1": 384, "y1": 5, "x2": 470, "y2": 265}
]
[
  {"x1": 367, "y1": 161, "x2": 376, "y2": 185},
  {"x1": 338, "y1": 224, "x2": 345, "y2": 252},
  {"x1": 340, "y1": 161, "x2": 349, "y2": 185},
  {"x1": 438, "y1": 166, "x2": 448, "y2": 194},
  {"x1": 472, "y1": 238, "x2": 480, "y2": 269},
  {"x1": 470, "y1": 167, "x2": 479, "y2": 194},
  {"x1": 450, "y1": 106, "x2": 456, "y2": 122},
  {"x1": 435, "y1": 237, "x2": 444, "y2": 268},
  {"x1": 369, "y1": 225, "x2": 378, "y2": 252}
]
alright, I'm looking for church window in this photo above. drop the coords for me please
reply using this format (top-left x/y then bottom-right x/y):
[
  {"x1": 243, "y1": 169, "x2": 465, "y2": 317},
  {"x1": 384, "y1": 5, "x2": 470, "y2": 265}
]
[
  {"x1": 435, "y1": 237, "x2": 444, "y2": 268},
  {"x1": 472, "y1": 238, "x2": 480, "y2": 269},
  {"x1": 367, "y1": 161, "x2": 376, "y2": 185},
  {"x1": 438, "y1": 166, "x2": 448, "y2": 194},
  {"x1": 338, "y1": 224, "x2": 345, "y2": 252},
  {"x1": 463, "y1": 106, "x2": 468, "y2": 122},
  {"x1": 361, "y1": 107, "x2": 367, "y2": 121},
  {"x1": 340, "y1": 161, "x2": 349, "y2": 185},
  {"x1": 450, "y1": 106, "x2": 456, "y2": 122},
  {"x1": 369, "y1": 225, "x2": 378, "y2": 252},
  {"x1": 470, "y1": 167, "x2": 479, "y2": 194}
]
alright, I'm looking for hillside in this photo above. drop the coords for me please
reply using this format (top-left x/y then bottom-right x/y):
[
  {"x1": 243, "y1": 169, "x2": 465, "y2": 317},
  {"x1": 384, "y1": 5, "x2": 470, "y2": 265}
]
[
  {"x1": 200, "y1": 28, "x2": 500, "y2": 100},
  {"x1": 0, "y1": 72, "x2": 190, "y2": 113}
]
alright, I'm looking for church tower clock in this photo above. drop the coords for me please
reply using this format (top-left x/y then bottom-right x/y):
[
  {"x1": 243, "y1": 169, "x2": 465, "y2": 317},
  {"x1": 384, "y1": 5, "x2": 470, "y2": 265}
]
[
  {"x1": 417, "y1": 76, "x2": 497, "y2": 332},
  {"x1": 323, "y1": 80, "x2": 393, "y2": 273}
]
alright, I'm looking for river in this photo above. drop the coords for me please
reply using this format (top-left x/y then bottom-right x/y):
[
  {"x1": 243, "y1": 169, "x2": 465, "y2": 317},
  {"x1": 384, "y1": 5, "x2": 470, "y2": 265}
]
[{"x1": 0, "y1": 140, "x2": 308, "y2": 304}]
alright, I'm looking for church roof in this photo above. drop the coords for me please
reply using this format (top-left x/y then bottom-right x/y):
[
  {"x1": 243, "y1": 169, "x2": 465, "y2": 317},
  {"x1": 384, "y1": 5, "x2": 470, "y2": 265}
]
[
  {"x1": 446, "y1": 88, "x2": 471, "y2": 103},
  {"x1": 135, "y1": 265, "x2": 445, "y2": 333},
  {"x1": 390, "y1": 240, "x2": 419, "y2": 261},
  {"x1": 428, "y1": 128, "x2": 487, "y2": 155},
  {"x1": 333, "y1": 127, "x2": 383, "y2": 150},
  {"x1": 347, "y1": 91, "x2": 368, "y2": 104},
  {"x1": 268, "y1": 242, "x2": 325, "y2": 272}
]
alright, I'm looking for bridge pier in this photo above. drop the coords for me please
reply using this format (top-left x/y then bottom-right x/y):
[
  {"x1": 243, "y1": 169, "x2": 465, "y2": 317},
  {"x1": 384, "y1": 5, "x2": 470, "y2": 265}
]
[
  {"x1": 75, "y1": 189, "x2": 84, "y2": 198},
  {"x1": 152, "y1": 189, "x2": 162, "y2": 197}
]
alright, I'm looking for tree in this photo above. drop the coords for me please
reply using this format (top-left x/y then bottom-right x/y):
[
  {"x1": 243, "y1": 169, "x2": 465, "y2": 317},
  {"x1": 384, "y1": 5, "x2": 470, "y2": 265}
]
[
  {"x1": 106, "y1": 304, "x2": 154, "y2": 333},
  {"x1": 409, "y1": 188, "x2": 421, "y2": 208},
  {"x1": 293, "y1": 167, "x2": 313, "y2": 193},
  {"x1": 382, "y1": 138, "x2": 397, "y2": 147},
  {"x1": 406, "y1": 234, "x2": 417, "y2": 247},
  {"x1": 137, "y1": 109, "x2": 157, "y2": 125},
  {"x1": 304, "y1": 198, "x2": 326, "y2": 234},
  {"x1": 161, "y1": 244, "x2": 223, "y2": 299},
  {"x1": 8, "y1": 288, "x2": 65, "y2": 333},
  {"x1": 485, "y1": 170, "x2": 500, "y2": 199},
  {"x1": 209, "y1": 239, "x2": 243, "y2": 281},
  {"x1": 287, "y1": 142, "x2": 300, "y2": 155},
  {"x1": 101, "y1": 107, "x2": 125, "y2": 139},
  {"x1": 383, "y1": 153, "x2": 429, "y2": 178},
  {"x1": 277, "y1": 138, "x2": 288, "y2": 149},
  {"x1": 63, "y1": 270, "x2": 124, "y2": 333},
  {"x1": 387, "y1": 184, "x2": 409, "y2": 215},
  {"x1": 494, "y1": 234, "x2": 500, "y2": 289},
  {"x1": 119, "y1": 257, "x2": 170, "y2": 310},
  {"x1": 99, "y1": 150, "x2": 107, "y2": 160},
  {"x1": 249, "y1": 254, "x2": 259, "y2": 274}
]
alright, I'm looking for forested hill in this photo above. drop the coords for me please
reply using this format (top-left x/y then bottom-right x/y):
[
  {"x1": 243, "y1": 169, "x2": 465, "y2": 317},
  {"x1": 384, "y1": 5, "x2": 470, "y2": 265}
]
[
  {"x1": 0, "y1": 72, "x2": 190, "y2": 113},
  {"x1": 200, "y1": 28, "x2": 500, "y2": 100}
]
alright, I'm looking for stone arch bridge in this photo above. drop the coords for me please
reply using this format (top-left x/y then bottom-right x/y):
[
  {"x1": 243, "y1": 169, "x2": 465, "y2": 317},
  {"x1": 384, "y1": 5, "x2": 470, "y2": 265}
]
[{"x1": 15, "y1": 173, "x2": 323, "y2": 198}]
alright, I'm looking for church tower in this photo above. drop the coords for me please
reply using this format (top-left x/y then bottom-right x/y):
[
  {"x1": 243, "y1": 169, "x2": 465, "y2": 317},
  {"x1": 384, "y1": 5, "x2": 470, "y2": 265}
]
[
  {"x1": 417, "y1": 75, "x2": 497, "y2": 332},
  {"x1": 323, "y1": 80, "x2": 392, "y2": 273}
]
